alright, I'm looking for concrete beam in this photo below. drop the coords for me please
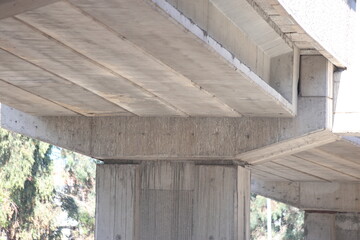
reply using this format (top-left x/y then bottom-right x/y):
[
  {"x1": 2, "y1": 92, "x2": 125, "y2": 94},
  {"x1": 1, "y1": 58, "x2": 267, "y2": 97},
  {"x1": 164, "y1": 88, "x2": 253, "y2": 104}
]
[
  {"x1": 251, "y1": 178, "x2": 300, "y2": 206},
  {"x1": 0, "y1": 0, "x2": 59, "y2": 20},
  {"x1": 239, "y1": 55, "x2": 336, "y2": 164},
  {"x1": 151, "y1": 0, "x2": 297, "y2": 115},
  {"x1": 0, "y1": 95, "x2": 333, "y2": 162},
  {"x1": 0, "y1": 55, "x2": 334, "y2": 161},
  {"x1": 252, "y1": 179, "x2": 360, "y2": 212}
]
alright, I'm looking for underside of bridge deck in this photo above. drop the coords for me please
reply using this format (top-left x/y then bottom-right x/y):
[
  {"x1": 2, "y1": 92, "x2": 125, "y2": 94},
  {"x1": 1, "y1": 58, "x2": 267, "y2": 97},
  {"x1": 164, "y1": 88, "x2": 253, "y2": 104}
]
[{"x1": 0, "y1": 0, "x2": 359, "y2": 239}]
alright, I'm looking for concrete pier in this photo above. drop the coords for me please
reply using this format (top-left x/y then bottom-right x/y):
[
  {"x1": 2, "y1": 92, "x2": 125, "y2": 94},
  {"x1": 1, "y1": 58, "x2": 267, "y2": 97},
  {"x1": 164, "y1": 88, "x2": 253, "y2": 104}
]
[
  {"x1": 305, "y1": 212, "x2": 360, "y2": 240},
  {"x1": 96, "y1": 162, "x2": 250, "y2": 240}
]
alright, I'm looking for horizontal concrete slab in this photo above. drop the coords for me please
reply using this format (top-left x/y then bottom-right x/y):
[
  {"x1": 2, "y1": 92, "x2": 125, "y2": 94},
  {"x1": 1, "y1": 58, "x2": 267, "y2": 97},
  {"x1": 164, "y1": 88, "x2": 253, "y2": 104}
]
[
  {"x1": 252, "y1": 179, "x2": 360, "y2": 212},
  {"x1": 0, "y1": 0, "x2": 296, "y2": 117},
  {"x1": 0, "y1": 0, "x2": 59, "y2": 20},
  {"x1": 250, "y1": 139, "x2": 360, "y2": 182}
]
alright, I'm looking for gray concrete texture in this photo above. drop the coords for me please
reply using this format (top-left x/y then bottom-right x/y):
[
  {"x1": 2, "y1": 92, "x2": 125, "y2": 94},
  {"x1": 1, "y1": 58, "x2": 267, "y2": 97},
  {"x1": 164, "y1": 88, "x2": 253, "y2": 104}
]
[
  {"x1": 252, "y1": 179, "x2": 360, "y2": 212},
  {"x1": 0, "y1": 0, "x2": 298, "y2": 118},
  {"x1": 305, "y1": 212, "x2": 360, "y2": 240},
  {"x1": 1, "y1": 0, "x2": 360, "y2": 239},
  {"x1": 96, "y1": 162, "x2": 250, "y2": 240}
]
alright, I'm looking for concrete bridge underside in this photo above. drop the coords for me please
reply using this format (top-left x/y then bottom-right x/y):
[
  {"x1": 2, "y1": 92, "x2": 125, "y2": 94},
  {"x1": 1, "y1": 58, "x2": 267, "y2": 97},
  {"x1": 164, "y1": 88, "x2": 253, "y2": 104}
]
[{"x1": 1, "y1": 0, "x2": 360, "y2": 239}]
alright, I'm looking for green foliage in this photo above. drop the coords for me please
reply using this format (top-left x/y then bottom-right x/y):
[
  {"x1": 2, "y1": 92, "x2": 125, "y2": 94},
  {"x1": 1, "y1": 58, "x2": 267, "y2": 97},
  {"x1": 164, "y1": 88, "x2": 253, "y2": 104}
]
[
  {"x1": 0, "y1": 128, "x2": 60, "y2": 240},
  {"x1": 0, "y1": 129, "x2": 97, "y2": 240},
  {"x1": 60, "y1": 195, "x2": 79, "y2": 220},
  {"x1": 58, "y1": 149, "x2": 97, "y2": 239},
  {"x1": 250, "y1": 193, "x2": 304, "y2": 240}
]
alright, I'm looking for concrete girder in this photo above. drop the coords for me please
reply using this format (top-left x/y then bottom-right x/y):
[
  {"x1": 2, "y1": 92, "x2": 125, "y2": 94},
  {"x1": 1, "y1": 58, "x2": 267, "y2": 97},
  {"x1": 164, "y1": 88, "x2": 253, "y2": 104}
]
[
  {"x1": 0, "y1": 55, "x2": 335, "y2": 163},
  {"x1": 0, "y1": 94, "x2": 334, "y2": 162},
  {"x1": 152, "y1": 0, "x2": 298, "y2": 112}
]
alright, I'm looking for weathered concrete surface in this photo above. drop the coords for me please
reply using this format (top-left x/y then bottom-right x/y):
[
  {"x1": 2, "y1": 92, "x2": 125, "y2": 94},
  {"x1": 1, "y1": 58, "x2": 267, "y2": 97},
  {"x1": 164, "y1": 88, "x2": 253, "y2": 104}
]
[
  {"x1": 1, "y1": 1, "x2": 360, "y2": 239},
  {"x1": 335, "y1": 213, "x2": 360, "y2": 240},
  {"x1": 252, "y1": 179, "x2": 360, "y2": 212},
  {"x1": 305, "y1": 213, "x2": 336, "y2": 240},
  {"x1": 159, "y1": 0, "x2": 292, "y2": 80},
  {"x1": 0, "y1": 0, "x2": 297, "y2": 117},
  {"x1": 305, "y1": 212, "x2": 360, "y2": 240},
  {"x1": 251, "y1": 179, "x2": 300, "y2": 206},
  {"x1": 0, "y1": 55, "x2": 334, "y2": 161},
  {"x1": 0, "y1": 96, "x2": 333, "y2": 161},
  {"x1": 239, "y1": 55, "x2": 335, "y2": 164},
  {"x1": 155, "y1": 0, "x2": 298, "y2": 109},
  {"x1": 96, "y1": 162, "x2": 250, "y2": 240},
  {"x1": 0, "y1": 0, "x2": 59, "y2": 20},
  {"x1": 249, "y1": 139, "x2": 360, "y2": 182}
]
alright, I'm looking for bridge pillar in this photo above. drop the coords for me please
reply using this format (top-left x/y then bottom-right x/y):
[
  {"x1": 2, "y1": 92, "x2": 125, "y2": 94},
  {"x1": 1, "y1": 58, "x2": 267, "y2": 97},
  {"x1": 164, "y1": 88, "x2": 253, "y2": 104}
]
[
  {"x1": 305, "y1": 212, "x2": 360, "y2": 240},
  {"x1": 95, "y1": 162, "x2": 250, "y2": 240}
]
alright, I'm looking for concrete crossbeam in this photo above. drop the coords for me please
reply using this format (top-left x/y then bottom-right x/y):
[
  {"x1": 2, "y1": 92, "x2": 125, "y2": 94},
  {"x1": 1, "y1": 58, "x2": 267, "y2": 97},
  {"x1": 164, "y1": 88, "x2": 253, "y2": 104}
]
[
  {"x1": 0, "y1": 52, "x2": 335, "y2": 162},
  {"x1": 0, "y1": 95, "x2": 333, "y2": 162},
  {"x1": 0, "y1": 51, "x2": 342, "y2": 194}
]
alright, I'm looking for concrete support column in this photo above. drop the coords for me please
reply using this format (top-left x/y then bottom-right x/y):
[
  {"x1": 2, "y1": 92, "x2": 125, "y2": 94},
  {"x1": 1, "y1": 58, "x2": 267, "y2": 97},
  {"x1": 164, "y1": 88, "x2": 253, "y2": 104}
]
[
  {"x1": 95, "y1": 162, "x2": 250, "y2": 240},
  {"x1": 305, "y1": 212, "x2": 360, "y2": 240}
]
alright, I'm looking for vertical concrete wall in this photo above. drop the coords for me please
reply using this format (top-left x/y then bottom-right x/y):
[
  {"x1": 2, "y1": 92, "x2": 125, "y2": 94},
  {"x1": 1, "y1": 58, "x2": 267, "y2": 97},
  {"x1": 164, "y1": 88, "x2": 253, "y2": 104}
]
[
  {"x1": 305, "y1": 212, "x2": 360, "y2": 240},
  {"x1": 305, "y1": 213, "x2": 336, "y2": 240},
  {"x1": 96, "y1": 164, "x2": 138, "y2": 240},
  {"x1": 96, "y1": 162, "x2": 250, "y2": 240}
]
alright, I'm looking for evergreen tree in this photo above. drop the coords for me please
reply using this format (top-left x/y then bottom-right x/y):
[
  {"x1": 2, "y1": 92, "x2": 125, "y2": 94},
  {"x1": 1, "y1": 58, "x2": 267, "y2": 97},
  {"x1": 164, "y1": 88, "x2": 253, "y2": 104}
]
[
  {"x1": 0, "y1": 128, "x2": 61, "y2": 240},
  {"x1": 0, "y1": 128, "x2": 97, "y2": 240},
  {"x1": 57, "y1": 149, "x2": 97, "y2": 240},
  {"x1": 250, "y1": 193, "x2": 304, "y2": 240}
]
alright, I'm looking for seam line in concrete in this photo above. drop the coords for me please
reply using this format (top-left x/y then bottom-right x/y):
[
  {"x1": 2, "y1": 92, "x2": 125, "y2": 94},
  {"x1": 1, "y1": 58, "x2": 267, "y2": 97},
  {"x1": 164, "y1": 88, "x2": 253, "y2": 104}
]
[
  {"x1": 65, "y1": 0, "x2": 242, "y2": 117},
  {"x1": 0, "y1": 77, "x2": 82, "y2": 116}
]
